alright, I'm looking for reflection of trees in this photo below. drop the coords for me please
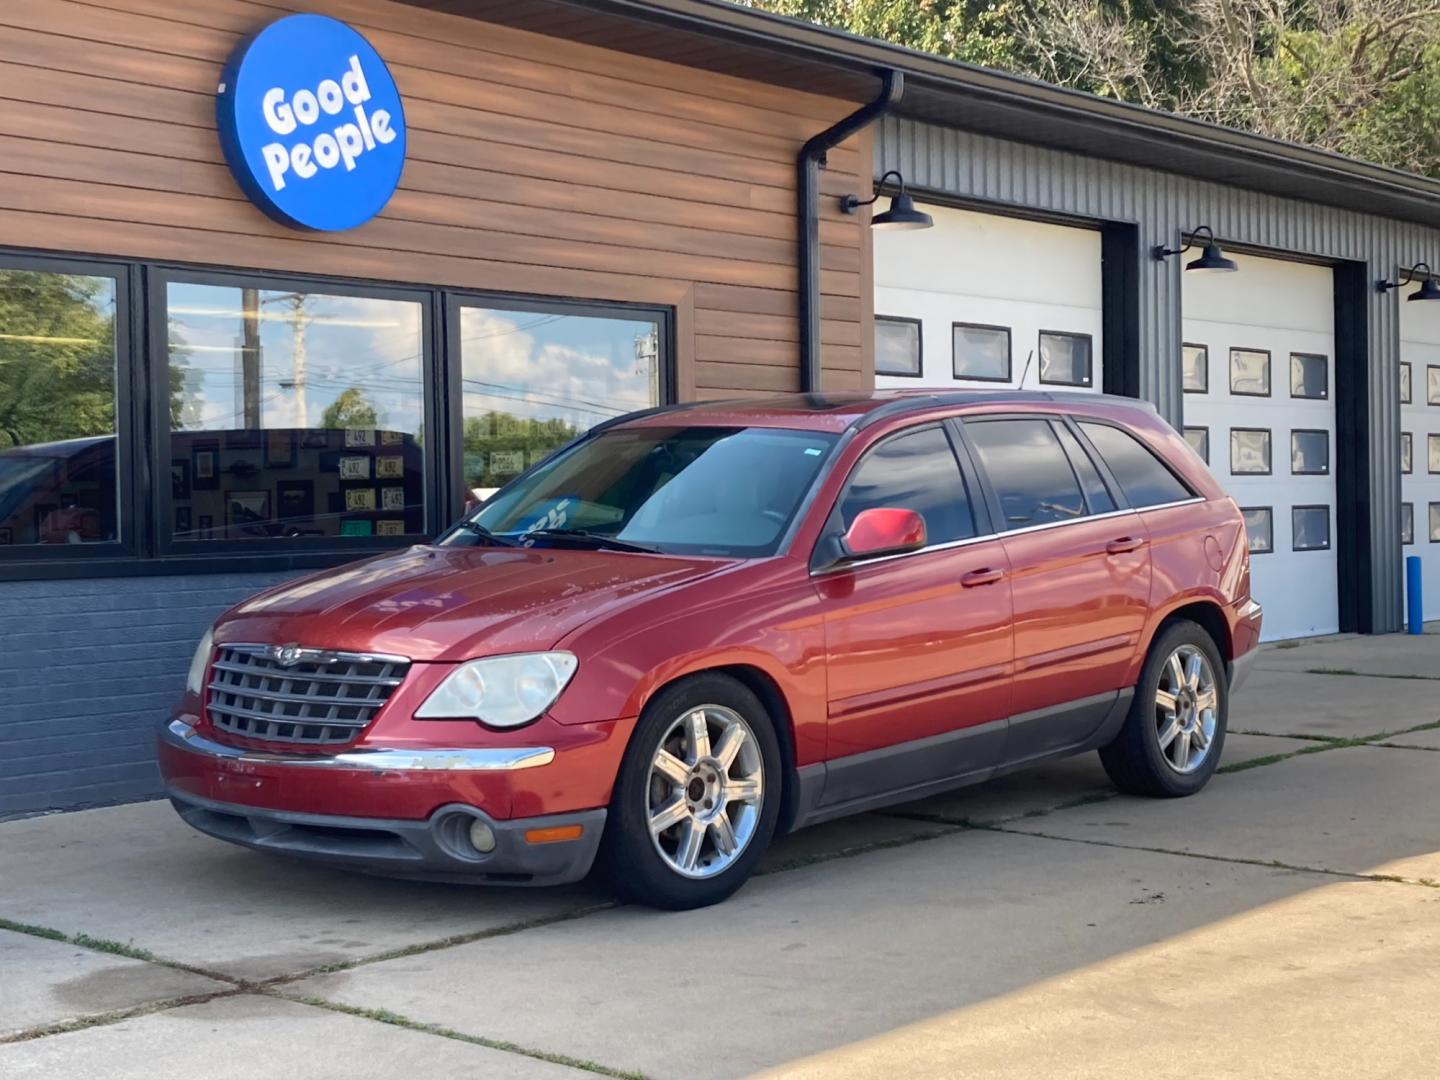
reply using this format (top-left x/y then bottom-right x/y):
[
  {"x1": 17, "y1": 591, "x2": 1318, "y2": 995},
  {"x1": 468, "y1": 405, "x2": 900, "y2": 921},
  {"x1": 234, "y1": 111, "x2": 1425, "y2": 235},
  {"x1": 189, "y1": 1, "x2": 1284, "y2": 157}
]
[
  {"x1": 464, "y1": 410, "x2": 579, "y2": 487},
  {"x1": 0, "y1": 270, "x2": 115, "y2": 449},
  {"x1": 323, "y1": 387, "x2": 381, "y2": 429}
]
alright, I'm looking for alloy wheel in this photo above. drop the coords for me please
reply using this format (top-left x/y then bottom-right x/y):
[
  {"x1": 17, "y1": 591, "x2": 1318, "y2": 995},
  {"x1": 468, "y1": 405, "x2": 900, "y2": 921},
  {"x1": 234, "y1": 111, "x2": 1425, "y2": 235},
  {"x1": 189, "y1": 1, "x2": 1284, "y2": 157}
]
[
  {"x1": 647, "y1": 704, "x2": 764, "y2": 879},
  {"x1": 1154, "y1": 643, "x2": 1219, "y2": 774}
]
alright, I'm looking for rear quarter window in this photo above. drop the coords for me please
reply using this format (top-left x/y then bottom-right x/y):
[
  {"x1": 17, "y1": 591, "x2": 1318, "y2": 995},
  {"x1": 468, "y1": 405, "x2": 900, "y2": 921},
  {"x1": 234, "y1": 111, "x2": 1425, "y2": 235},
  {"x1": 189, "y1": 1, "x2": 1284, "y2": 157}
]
[{"x1": 1079, "y1": 421, "x2": 1193, "y2": 508}]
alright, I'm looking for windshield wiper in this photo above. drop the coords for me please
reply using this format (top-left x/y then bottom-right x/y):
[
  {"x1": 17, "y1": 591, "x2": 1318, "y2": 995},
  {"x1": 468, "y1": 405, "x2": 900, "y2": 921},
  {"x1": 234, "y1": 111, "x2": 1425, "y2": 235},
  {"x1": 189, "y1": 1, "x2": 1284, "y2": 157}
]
[
  {"x1": 452, "y1": 520, "x2": 519, "y2": 547},
  {"x1": 523, "y1": 528, "x2": 660, "y2": 554}
]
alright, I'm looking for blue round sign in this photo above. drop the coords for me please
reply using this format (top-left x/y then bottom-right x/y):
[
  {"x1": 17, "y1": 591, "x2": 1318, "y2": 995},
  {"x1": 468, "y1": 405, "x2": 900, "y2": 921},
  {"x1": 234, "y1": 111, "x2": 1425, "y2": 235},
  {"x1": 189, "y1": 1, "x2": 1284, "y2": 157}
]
[{"x1": 217, "y1": 14, "x2": 406, "y2": 232}]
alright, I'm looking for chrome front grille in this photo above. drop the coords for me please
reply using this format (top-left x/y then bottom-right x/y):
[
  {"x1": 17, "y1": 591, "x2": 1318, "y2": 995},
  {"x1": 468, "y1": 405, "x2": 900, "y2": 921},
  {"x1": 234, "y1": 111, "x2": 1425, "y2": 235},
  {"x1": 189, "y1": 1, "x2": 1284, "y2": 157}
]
[{"x1": 206, "y1": 644, "x2": 410, "y2": 746}]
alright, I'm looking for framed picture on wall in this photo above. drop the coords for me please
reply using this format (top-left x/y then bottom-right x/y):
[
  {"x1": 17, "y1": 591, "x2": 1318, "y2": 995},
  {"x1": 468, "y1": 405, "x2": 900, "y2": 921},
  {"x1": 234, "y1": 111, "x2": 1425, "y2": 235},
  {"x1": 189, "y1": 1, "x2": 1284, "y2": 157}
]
[
  {"x1": 276, "y1": 480, "x2": 314, "y2": 522},
  {"x1": 175, "y1": 507, "x2": 192, "y2": 536},
  {"x1": 170, "y1": 460, "x2": 191, "y2": 501},
  {"x1": 226, "y1": 490, "x2": 271, "y2": 538},
  {"x1": 265, "y1": 430, "x2": 296, "y2": 468},
  {"x1": 192, "y1": 444, "x2": 219, "y2": 491}
]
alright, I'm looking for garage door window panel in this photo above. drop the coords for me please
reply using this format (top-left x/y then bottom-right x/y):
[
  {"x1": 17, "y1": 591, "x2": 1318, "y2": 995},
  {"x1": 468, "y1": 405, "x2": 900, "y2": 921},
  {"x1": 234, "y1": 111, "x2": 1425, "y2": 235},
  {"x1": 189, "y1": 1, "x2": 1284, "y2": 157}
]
[
  {"x1": 952, "y1": 323, "x2": 1011, "y2": 383},
  {"x1": 875, "y1": 316, "x2": 922, "y2": 378},
  {"x1": 1400, "y1": 363, "x2": 1412, "y2": 404},
  {"x1": 0, "y1": 259, "x2": 128, "y2": 559},
  {"x1": 1230, "y1": 349, "x2": 1271, "y2": 397},
  {"x1": 1078, "y1": 421, "x2": 1192, "y2": 508},
  {"x1": 1402, "y1": 502, "x2": 1413, "y2": 546},
  {"x1": 1242, "y1": 507, "x2": 1273, "y2": 554},
  {"x1": 1292, "y1": 506, "x2": 1331, "y2": 551},
  {"x1": 1433, "y1": 504, "x2": 1440, "y2": 543},
  {"x1": 1429, "y1": 366, "x2": 1440, "y2": 406},
  {"x1": 1231, "y1": 428, "x2": 1272, "y2": 475},
  {"x1": 1429, "y1": 434, "x2": 1440, "y2": 474},
  {"x1": 1290, "y1": 430, "x2": 1330, "y2": 475},
  {"x1": 1038, "y1": 331, "x2": 1093, "y2": 388},
  {"x1": 1183, "y1": 426, "x2": 1209, "y2": 463},
  {"x1": 1290, "y1": 353, "x2": 1328, "y2": 399},
  {"x1": 1402, "y1": 433, "x2": 1413, "y2": 474},
  {"x1": 965, "y1": 419, "x2": 1089, "y2": 530},
  {"x1": 1182, "y1": 344, "x2": 1208, "y2": 394},
  {"x1": 836, "y1": 426, "x2": 977, "y2": 547}
]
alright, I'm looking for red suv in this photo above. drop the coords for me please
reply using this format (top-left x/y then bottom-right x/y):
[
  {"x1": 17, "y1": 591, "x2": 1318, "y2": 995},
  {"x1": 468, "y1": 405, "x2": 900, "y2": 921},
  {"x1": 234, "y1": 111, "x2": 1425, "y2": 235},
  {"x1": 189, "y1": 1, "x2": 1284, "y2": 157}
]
[{"x1": 160, "y1": 391, "x2": 1262, "y2": 909}]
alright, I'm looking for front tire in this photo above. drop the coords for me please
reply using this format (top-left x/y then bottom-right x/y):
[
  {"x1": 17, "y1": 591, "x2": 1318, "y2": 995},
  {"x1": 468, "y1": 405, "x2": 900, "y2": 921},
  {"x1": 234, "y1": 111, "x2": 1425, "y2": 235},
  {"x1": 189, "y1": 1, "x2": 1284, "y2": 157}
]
[
  {"x1": 1100, "y1": 620, "x2": 1228, "y2": 798},
  {"x1": 603, "y1": 673, "x2": 782, "y2": 909}
]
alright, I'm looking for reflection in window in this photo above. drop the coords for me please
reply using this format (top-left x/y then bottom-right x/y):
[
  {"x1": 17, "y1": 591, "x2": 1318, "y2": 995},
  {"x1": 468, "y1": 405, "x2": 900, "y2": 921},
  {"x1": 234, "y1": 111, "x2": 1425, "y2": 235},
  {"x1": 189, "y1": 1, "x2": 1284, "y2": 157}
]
[
  {"x1": 1230, "y1": 428, "x2": 1272, "y2": 474},
  {"x1": 1290, "y1": 353, "x2": 1328, "y2": 399},
  {"x1": 1290, "y1": 430, "x2": 1329, "y2": 475},
  {"x1": 1230, "y1": 349, "x2": 1271, "y2": 396},
  {"x1": 0, "y1": 268, "x2": 119, "y2": 547},
  {"x1": 1080, "y1": 422, "x2": 1191, "y2": 507},
  {"x1": 841, "y1": 426, "x2": 975, "y2": 545},
  {"x1": 1242, "y1": 507, "x2": 1272, "y2": 553},
  {"x1": 1400, "y1": 362, "x2": 1412, "y2": 404},
  {"x1": 460, "y1": 304, "x2": 661, "y2": 504},
  {"x1": 1402, "y1": 432, "x2": 1412, "y2": 474},
  {"x1": 952, "y1": 323, "x2": 1010, "y2": 382},
  {"x1": 967, "y1": 419, "x2": 1086, "y2": 529},
  {"x1": 1184, "y1": 426, "x2": 1209, "y2": 463},
  {"x1": 164, "y1": 282, "x2": 426, "y2": 541},
  {"x1": 1182, "y1": 344, "x2": 1208, "y2": 393},
  {"x1": 1402, "y1": 502, "x2": 1413, "y2": 546},
  {"x1": 875, "y1": 317, "x2": 921, "y2": 377},
  {"x1": 1292, "y1": 506, "x2": 1330, "y2": 551},
  {"x1": 1038, "y1": 331, "x2": 1092, "y2": 387}
]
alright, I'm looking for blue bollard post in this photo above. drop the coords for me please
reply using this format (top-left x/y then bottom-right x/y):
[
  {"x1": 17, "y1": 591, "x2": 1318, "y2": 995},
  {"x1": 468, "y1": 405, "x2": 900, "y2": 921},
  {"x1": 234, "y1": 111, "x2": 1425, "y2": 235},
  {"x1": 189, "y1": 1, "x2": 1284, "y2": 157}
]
[{"x1": 1407, "y1": 555, "x2": 1423, "y2": 635}]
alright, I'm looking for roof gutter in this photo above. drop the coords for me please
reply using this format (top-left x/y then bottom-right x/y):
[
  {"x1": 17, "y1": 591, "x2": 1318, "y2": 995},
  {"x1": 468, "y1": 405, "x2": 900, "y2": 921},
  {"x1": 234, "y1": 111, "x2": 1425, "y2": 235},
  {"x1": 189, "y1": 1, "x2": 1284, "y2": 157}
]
[{"x1": 798, "y1": 69, "x2": 902, "y2": 394}]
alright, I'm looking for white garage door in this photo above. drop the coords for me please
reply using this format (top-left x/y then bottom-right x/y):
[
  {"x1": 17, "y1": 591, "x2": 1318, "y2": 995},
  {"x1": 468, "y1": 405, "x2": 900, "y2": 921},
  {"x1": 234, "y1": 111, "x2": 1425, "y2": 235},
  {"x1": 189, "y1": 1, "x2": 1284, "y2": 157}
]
[
  {"x1": 1182, "y1": 252, "x2": 1337, "y2": 640},
  {"x1": 873, "y1": 205, "x2": 1102, "y2": 393},
  {"x1": 1400, "y1": 291, "x2": 1440, "y2": 621}
]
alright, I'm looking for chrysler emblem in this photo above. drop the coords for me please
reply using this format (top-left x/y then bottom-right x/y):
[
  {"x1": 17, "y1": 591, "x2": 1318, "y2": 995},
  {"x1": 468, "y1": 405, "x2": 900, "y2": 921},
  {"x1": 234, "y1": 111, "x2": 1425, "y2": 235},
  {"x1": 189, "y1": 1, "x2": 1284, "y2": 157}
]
[{"x1": 273, "y1": 644, "x2": 303, "y2": 667}]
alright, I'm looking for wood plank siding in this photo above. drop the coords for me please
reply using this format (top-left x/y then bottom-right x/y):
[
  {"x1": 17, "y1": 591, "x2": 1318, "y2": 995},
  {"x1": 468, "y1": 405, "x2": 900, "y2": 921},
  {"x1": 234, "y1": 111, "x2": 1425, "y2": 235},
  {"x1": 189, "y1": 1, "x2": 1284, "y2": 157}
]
[{"x1": 0, "y1": 0, "x2": 874, "y2": 396}]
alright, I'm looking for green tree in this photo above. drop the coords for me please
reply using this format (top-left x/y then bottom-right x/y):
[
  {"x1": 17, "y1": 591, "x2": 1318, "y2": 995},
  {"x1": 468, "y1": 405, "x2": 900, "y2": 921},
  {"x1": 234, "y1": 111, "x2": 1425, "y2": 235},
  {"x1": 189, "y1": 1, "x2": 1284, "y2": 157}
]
[
  {"x1": 0, "y1": 270, "x2": 116, "y2": 450},
  {"x1": 322, "y1": 387, "x2": 381, "y2": 430}
]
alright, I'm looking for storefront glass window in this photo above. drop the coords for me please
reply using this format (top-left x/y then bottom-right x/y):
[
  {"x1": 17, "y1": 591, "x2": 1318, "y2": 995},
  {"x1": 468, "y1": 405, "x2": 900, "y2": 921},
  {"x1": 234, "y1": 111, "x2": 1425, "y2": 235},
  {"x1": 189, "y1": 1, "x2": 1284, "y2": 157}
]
[
  {"x1": 0, "y1": 268, "x2": 119, "y2": 547},
  {"x1": 459, "y1": 304, "x2": 662, "y2": 503},
  {"x1": 164, "y1": 281, "x2": 425, "y2": 541}
]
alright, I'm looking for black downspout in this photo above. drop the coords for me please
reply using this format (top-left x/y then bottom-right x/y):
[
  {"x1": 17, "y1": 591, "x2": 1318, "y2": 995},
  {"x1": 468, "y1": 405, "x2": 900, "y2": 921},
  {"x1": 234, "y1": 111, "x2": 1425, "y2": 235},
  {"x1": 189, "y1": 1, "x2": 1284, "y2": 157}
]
[{"x1": 798, "y1": 69, "x2": 903, "y2": 394}]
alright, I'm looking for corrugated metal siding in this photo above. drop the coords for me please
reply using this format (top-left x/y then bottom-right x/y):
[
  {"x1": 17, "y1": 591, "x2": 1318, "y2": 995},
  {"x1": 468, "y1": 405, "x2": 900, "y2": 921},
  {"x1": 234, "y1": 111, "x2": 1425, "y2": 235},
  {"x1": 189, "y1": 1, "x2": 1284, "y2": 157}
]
[{"x1": 879, "y1": 116, "x2": 1430, "y2": 633}]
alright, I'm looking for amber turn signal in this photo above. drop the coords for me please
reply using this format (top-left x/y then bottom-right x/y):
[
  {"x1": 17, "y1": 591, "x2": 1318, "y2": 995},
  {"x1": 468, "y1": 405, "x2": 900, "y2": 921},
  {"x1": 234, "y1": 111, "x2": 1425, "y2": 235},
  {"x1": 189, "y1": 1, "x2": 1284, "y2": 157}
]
[{"x1": 524, "y1": 824, "x2": 584, "y2": 845}]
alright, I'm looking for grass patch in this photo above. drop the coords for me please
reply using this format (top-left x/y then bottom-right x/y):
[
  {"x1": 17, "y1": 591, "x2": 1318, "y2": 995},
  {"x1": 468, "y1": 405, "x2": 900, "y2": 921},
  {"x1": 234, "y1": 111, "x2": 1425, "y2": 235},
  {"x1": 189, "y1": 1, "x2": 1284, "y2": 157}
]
[
  {"x1": 0, "y1": 917, "x2": 158, "y2": 963},
  {"x1": 758, "y1": 824, "x2": 965, "y2": 875},
  {"x1": 277, "y1": 993, "x2": 651, "y2": 1080},
  {"x1": 1218, "y1": 752, "x2": 1293, "y2": 774},
  {"x1": 1305, "y1": 667, "x2": 1440, "y2": 681},
  {"x1": 0, "y1": 988, "x2": 245, "y2": 1045},
  {"x1": 1272, "y1": 640, "x2": 1302, "y2": 650}
]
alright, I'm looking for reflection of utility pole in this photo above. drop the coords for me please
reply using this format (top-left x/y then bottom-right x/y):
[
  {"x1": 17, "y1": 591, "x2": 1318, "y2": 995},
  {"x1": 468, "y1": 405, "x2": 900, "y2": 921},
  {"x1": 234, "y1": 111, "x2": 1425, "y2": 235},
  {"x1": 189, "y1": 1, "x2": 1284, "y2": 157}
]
[
  {"x1": 271, "y1": 293, "x2": 312, "y2": 428},
  {"x1": 241, "y1": 287, "x2": 262, "y2": 429}
]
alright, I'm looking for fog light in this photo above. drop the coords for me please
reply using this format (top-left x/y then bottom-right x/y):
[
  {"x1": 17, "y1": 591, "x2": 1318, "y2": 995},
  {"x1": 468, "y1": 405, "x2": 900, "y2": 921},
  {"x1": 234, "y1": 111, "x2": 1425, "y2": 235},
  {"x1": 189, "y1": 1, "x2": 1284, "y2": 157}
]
[{"x1": 468, "y1": 820, "x2": 497, "y2": 854}]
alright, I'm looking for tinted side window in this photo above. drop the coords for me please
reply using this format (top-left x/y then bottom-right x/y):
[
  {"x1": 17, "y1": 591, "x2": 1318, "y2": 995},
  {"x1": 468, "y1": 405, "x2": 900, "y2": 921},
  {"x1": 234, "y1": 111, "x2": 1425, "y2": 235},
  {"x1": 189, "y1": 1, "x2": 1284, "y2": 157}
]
[
  {"x1": 1079, "y1": 422, "x2": 1192, "y2": 508},
  {"x1": 966, "y1": 419, "x2": 1087, "y2": 529},
  {"x1": 839, "y1": 427, "x2": 976, "y2": 545},
  {"x1": 1054, "y1": 423, "x2": 1116, "y2": 514}
]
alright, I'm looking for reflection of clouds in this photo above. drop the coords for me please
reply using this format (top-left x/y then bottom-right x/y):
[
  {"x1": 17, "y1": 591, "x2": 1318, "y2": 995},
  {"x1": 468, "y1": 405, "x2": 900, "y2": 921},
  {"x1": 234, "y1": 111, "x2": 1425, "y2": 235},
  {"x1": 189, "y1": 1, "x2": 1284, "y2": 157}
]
[
  {"x1": 168, "y1": 285, "x2": 424, "y2": 433},
  {"x1": 460, "y1": 308, "x2": 657, "y2": 430}
]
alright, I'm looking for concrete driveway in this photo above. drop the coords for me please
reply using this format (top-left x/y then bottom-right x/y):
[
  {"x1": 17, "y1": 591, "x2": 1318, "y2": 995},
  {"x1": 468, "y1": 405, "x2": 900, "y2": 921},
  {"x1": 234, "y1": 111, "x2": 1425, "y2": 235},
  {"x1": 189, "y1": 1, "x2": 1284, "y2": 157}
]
[{"x1": 3, "y1": 635, "x2": 1438, "y2": 1079}]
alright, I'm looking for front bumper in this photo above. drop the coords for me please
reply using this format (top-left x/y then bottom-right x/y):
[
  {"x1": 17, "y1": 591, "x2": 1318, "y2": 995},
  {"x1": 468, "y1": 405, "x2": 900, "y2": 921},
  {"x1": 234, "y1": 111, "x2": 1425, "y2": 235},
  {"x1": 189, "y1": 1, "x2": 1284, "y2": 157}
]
[{"x1": 159, "y1": 718, "x2": 608, "y2": 884}]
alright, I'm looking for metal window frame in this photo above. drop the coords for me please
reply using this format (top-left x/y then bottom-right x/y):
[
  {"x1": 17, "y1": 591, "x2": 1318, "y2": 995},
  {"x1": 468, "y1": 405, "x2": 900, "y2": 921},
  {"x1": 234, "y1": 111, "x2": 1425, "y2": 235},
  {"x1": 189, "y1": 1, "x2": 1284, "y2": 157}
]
[
  {"x1": 1183, "y1": 424, "x2": 1210, "y2": 464},
  {"x1": 874, "y1": 314, "x2": 924, "y2": 378},
  {"x1": 1241, "y1": 505, "x2": 1274, "y2": 554},
  {"x1": 0, "y1": 251, "x2": 139, "y2": 570},
  {"x1": 951, "y1": 321, "x2": 1012, "y2": 383},
  {"x1": 1036, "y1": 329, "x2": 1094, "y2": 388},
  {"x1": 1182, "y1": 342, "x2": 1209, "y2": 394},
  {"x1": 1230, "y1": 427, "x2": 1273, "y2": 476},
  {"x1": 1291, "y1": 504, "x2": 1332, "y2": 551},
  {"x1": 1229, "y1": 347, "x2": 1273, "y2": 398},
  {"x1": 1289, "y1": 351, "x2": 1329, "y2": 400},
  {"x1": 1289, "y1": 428, "x2": 1331, "y2": 476}
]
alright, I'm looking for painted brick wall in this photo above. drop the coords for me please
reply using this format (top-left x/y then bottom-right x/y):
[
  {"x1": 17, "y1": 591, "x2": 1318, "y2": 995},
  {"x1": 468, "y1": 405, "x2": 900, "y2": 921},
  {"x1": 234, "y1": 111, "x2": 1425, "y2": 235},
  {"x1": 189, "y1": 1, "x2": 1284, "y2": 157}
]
[{"x1": 0, "y1": 572, "x2": 298, "y2": 819}]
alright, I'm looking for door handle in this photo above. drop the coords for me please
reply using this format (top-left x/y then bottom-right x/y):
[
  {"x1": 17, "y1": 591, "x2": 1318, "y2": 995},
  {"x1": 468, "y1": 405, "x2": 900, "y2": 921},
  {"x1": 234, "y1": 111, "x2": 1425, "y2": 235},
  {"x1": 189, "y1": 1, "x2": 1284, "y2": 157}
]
[
  {"x1": 961, "y1": 567, "x2": 1005, "y2": 587},
  {"x1": 1106, "y1": 536, "x2": 1146, "y2": 555}
]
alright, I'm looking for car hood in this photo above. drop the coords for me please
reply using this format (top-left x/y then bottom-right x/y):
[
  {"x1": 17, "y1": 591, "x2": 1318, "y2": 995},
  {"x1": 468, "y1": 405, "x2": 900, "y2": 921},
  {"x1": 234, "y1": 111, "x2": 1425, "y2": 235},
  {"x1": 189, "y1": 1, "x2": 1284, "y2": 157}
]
[{"x1": 215, "y1": 545, "x2": 732, "y2": 662}]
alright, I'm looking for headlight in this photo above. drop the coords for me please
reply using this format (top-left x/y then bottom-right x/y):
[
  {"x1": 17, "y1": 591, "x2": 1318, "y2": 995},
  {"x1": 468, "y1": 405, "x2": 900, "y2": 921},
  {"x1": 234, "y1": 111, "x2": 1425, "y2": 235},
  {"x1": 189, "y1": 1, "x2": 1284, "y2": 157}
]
[
  {"x1": 186, "y1": 628, "x2": 215, "y2": 696},
  {"x1": 415, "y1": 652, "x2": 578, "y2": 728}
]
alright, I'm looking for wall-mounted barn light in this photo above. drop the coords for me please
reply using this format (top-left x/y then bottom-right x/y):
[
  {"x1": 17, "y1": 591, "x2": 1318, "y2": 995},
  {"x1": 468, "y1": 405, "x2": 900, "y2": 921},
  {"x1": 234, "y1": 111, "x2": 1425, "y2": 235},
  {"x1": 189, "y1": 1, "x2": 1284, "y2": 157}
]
[
  {"x1": 841, "y1": 170, "x2": 933, "y2": 231},
  {"x1": 1377, "y1": 262, "x2": 1440, "y2": 302},
  {"x1": 1153, "y1": 225, "x2": 1237, "y2": 274}
]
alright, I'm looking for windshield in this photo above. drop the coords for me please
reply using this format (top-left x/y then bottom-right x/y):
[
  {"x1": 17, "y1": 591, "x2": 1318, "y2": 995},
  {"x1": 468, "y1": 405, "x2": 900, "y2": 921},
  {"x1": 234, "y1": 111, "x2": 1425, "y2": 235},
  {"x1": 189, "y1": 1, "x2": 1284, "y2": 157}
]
[{"x1": 442, "y1": 425, "x2": 838, "y2": 558}]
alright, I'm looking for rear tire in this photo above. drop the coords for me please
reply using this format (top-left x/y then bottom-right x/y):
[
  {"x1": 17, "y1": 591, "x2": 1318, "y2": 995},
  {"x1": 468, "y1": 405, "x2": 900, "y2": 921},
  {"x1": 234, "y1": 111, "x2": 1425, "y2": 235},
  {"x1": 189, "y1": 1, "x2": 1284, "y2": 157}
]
[
  {"x1": 1100, "y1": 620, "x2": 1228, "y2": 798},
  {"x1": 603, "y1": 673, "x2": 781, "y2": 910}
]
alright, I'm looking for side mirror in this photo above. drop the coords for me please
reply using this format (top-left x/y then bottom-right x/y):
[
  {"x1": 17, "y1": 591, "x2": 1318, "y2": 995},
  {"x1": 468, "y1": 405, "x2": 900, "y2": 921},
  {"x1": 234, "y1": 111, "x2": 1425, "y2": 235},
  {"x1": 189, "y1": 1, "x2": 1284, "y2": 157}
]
[{"x1": 840, "y1": 507, "x2": 926, "y2": 562}]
